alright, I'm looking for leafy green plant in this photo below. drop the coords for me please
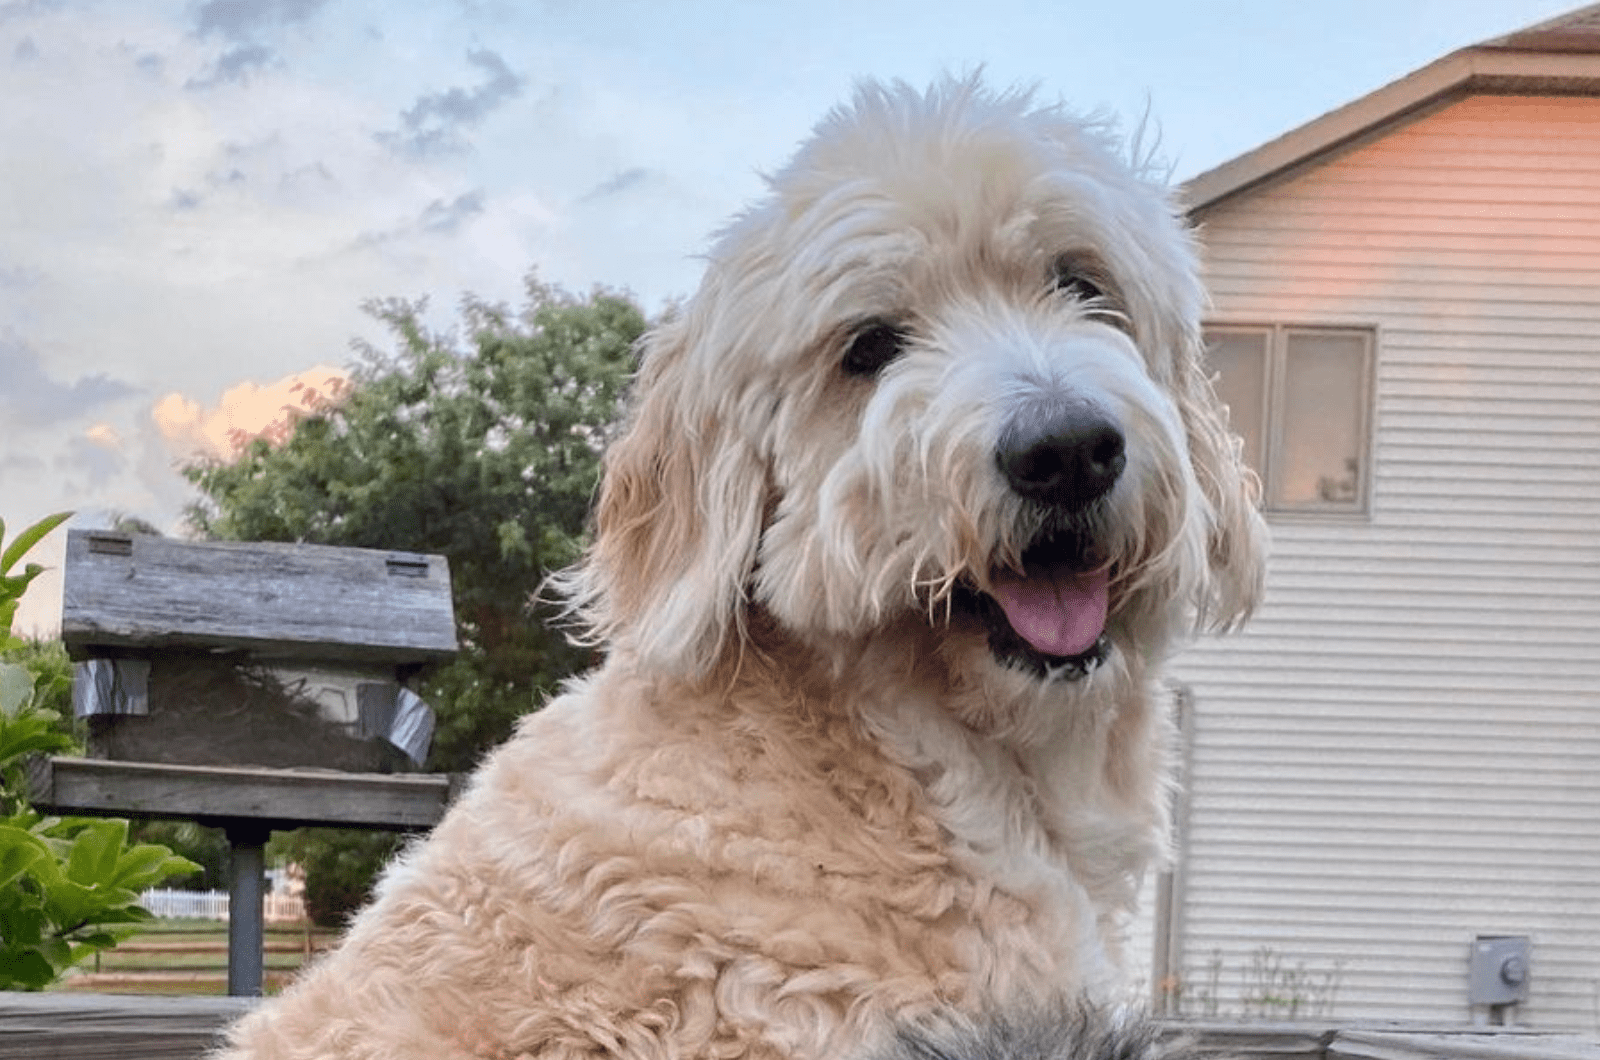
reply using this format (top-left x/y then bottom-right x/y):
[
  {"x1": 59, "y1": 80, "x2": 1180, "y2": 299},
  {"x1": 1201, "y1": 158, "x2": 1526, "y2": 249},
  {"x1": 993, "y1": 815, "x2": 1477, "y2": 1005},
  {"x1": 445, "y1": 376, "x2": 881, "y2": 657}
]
[
  {"x1": 1164, "y1": 946, "x2": 1345, "y2": 1022},
  {"x1": 0, "y1": 816, "x2": 200, "y2": 989},
  {"x1": 0, "y1": 512, "x2": 200, "y2": 989},
  {"x1": 129, "y1": 819, "x2": 233, "y2": 891},
  {"x1": 1, "y1": 512, "x2": 71, "y2": 714},
  {"x1": 0, "y1": 512, "x2": 75, "y2": 817},
  {"x1": 1240, "y1": 946, "x2": 1344, "y2": 1021}
]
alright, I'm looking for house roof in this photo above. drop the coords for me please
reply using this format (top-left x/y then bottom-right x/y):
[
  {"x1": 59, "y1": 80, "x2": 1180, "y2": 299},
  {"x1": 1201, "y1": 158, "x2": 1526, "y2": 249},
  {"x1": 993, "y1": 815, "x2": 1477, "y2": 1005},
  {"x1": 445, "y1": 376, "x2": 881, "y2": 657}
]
[{"x1": 1182, "y1": 3, "x2": 1600, "y2": 215}]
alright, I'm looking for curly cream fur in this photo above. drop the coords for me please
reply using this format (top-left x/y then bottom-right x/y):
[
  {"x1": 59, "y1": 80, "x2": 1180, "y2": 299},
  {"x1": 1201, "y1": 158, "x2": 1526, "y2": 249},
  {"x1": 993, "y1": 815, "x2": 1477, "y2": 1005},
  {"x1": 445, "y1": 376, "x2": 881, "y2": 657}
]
[{"x1": 219, "y1": 75, "x2": 1265, "y2": 1060}]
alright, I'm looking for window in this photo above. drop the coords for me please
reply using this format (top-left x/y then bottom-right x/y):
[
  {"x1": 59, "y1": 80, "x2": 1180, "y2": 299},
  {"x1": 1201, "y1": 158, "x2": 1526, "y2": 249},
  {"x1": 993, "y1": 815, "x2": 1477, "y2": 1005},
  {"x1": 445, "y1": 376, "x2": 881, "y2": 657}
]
[{"x1": 1204, "y1": 325, "x2": 1374, "y2": 515}]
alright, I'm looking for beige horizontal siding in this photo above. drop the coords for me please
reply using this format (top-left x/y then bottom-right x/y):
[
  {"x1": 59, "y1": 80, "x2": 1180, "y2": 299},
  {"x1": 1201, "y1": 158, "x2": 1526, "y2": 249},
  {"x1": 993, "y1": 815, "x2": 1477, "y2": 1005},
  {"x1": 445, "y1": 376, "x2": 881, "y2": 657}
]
[{"x1": 1163, "y1": 93, "x2": 1600, "y2": 1033}]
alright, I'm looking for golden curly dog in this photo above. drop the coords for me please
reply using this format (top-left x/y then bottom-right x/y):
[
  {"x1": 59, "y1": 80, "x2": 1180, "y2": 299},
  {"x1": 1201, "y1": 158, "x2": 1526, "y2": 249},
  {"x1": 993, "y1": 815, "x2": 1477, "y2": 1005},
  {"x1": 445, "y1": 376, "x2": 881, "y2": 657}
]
[{"x1": 220, "y1": 76, "x2": 1265, "y2": 1060}]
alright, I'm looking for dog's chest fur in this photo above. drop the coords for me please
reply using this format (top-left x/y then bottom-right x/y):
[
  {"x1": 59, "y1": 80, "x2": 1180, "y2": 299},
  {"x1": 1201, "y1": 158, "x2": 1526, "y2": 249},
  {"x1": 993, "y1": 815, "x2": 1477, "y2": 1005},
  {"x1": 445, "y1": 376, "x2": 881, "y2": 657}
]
[
  {"x1": 440, "y1": 644, "x2": 1152, "y2": 1054},
  {"x1": 222, "y1": 631, "x2": 1166, "y2": 1060}
]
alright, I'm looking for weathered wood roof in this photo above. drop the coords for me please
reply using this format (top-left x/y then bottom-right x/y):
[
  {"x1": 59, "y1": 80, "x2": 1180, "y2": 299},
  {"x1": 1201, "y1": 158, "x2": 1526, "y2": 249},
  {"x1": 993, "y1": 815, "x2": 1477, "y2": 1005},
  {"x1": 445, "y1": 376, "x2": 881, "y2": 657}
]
[{"x1": 61, "y1": 530, "x2": 458, "y2": 663}]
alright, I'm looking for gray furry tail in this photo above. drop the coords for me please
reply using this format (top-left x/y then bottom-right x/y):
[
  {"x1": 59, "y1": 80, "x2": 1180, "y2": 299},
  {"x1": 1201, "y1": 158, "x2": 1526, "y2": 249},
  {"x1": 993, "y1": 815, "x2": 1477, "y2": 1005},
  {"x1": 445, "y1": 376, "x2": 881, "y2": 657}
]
[{"x1": 875, "y1": 1003, "x2": 1191, "y2": 1060}]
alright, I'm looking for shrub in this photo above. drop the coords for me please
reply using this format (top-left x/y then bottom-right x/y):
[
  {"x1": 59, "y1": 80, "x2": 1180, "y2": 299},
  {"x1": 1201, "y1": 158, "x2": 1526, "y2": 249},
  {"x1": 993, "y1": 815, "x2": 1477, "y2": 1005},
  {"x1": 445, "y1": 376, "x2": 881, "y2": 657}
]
[{"x1": 0, "y1": 513, "x2": 199, "y2": 989}]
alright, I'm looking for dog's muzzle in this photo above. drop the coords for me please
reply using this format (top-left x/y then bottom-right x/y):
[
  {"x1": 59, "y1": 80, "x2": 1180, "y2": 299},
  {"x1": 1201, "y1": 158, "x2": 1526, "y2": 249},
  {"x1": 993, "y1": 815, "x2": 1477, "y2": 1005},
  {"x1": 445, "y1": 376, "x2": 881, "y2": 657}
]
[{"x1": 966, "y1": 401, "x2": 1125, "y2": 679}]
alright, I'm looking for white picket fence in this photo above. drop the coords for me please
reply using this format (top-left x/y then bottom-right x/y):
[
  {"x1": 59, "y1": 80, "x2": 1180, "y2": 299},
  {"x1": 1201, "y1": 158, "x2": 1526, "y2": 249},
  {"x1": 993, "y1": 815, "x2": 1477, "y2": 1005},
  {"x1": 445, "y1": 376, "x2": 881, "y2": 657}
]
[{"x1": 139, "y1": 887, "x2": 306, "y2": 922}]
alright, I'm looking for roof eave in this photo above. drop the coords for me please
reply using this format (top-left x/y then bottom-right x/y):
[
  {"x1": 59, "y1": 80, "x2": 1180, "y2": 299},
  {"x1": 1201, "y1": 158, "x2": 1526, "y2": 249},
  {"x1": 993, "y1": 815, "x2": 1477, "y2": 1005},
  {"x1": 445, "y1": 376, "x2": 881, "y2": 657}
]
[{"x1": 1181, "y1": 48, "x2": 1600, "y2": 217}]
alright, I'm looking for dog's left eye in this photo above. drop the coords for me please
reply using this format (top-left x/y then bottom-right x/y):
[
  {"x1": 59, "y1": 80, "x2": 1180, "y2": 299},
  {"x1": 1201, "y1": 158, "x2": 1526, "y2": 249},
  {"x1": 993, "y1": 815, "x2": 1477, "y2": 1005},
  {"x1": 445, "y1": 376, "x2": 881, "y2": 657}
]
[{"x1": 841, "y1": 321, "x2": 909, "y2": 377}]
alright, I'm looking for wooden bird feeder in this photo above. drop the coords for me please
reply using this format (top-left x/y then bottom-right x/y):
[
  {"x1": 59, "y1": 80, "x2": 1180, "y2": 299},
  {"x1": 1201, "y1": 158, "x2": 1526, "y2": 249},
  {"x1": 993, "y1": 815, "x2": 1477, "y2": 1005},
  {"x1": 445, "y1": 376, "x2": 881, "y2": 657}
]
[{"x1": 29, "y1": 529, "x2": 462, "y2": 996}]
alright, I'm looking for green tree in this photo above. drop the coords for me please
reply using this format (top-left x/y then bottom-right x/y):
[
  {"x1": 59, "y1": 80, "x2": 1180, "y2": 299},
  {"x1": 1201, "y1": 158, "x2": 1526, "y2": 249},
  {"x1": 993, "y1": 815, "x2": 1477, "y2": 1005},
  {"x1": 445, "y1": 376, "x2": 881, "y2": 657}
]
[
  {"x1": 186, "y1": 276, "x2": 644, "y2": 922},
  {"x1": 269, "y1": 828, "x2": 405, "y2": 927}
]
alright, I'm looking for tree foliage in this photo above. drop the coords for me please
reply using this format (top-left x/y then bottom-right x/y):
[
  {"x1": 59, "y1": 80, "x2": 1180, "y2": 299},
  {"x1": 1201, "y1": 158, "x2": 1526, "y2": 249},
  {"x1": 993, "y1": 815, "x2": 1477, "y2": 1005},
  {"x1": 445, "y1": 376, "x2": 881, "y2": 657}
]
[
  {"x1": 185, "y1": 276, "x2": 644, "y2": 772},
  {"x1": 185, "y1": 277, "x2": 644, "y2": 925},
  {"x1": 269, "y1": 827, "x2": 405, "y2": 928}
]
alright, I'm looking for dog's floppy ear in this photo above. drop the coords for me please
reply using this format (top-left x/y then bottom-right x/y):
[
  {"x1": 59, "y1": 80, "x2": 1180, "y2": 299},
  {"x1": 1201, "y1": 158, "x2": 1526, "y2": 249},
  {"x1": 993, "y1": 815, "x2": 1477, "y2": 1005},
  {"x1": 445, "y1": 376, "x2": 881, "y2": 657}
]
[
  {"x1": 1176, "y1": 328, "x2": 1269, "y2": 632},
  {"x1": 558, "y1": 313, "x2": 769, "y2": 678}
]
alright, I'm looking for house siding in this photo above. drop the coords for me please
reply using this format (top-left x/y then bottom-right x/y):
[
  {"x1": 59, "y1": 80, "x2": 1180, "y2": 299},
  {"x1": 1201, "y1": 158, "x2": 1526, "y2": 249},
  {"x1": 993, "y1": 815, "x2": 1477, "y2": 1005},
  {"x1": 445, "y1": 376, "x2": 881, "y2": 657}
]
[{"x1": 1162, "y1": 94, "x2": 1600, "y2": 1032}]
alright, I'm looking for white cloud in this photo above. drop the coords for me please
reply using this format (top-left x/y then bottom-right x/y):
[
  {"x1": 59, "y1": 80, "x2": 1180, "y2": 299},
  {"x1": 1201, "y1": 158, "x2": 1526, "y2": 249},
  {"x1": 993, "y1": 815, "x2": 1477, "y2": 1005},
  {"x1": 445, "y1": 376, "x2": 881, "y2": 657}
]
[
  {"x1": 0, "y1": 333, "x2": 139, "y2": 426},
  {"x1": 152, "y1": 364, "x2": 350, "y2": 462},
  {"x1": 84, "y1": 422, "x2": 122, "y2": 450},
  {"x1": 56, "y1": 431, "x2": 126, "y2": 488},
  {"x1": 376, "y1": 47, "x2": 525, "y2": 159}
]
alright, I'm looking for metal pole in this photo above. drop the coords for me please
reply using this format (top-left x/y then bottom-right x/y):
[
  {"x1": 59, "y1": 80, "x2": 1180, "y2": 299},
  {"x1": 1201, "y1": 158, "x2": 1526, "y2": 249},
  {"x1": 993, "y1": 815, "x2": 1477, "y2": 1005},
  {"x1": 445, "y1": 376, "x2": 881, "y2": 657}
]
[
  {"x1": 225, "y1": 822, "x2": 270, "y2": 997},
  {"x1": 1151, "y1": 683, "x2": 1195, "y2": 1016}
]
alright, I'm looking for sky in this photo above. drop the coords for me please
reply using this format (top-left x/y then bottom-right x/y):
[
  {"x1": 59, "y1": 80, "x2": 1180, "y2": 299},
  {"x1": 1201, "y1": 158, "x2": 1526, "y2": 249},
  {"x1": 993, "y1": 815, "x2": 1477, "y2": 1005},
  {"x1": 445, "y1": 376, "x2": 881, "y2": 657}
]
[{"x1": 0, "y1": 0, "x2": 1583, "y2": 634}]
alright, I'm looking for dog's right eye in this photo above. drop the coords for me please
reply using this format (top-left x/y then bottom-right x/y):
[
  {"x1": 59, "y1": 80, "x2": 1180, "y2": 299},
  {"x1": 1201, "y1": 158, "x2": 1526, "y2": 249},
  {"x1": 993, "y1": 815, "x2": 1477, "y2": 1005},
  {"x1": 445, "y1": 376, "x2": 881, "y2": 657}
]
[
  {"x1": 1051, "y1": 256, "x2": 1109, "y2": 304},
  {"x1": 841, "y1": 321, "x2": 909, "y2": 377}
]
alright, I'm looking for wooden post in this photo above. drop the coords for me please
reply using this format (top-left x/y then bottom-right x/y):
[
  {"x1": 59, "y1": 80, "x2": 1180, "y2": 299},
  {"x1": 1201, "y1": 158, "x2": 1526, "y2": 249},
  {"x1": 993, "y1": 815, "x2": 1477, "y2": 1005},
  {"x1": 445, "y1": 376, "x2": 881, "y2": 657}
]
[
  {"x1": 29, "y1": 758, "x2": 452, "y2": 997},
  {"x1": 225, "y1": 823, "x2": 270, "y2": 998}
]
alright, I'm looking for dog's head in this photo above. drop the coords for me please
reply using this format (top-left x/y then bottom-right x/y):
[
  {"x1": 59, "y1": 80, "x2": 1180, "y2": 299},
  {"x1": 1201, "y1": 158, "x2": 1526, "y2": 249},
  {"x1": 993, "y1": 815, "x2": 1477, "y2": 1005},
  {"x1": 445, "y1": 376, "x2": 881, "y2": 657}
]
[{"x1": 560, "y1": 77, "x2": 1266, "y2": 693}]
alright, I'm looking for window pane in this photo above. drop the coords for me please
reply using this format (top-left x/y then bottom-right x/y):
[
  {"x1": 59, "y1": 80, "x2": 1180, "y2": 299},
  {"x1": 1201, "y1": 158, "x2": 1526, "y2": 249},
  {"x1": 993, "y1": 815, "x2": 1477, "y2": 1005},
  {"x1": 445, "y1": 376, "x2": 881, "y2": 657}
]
[
  {"x1": 1278, "y1": 331, "x2": 1368, "y2": 508},
  {"x1": 1203, "y1": 330, "x2": 1268, "y2": 479}
]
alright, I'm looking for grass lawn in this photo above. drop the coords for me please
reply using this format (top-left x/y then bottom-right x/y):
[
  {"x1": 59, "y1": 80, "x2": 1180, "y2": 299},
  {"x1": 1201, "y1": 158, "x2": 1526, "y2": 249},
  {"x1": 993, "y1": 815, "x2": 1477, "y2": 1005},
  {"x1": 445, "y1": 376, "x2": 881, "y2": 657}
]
[{"x1": 56, "y1": 918, "x2": 342, "y2": 996}]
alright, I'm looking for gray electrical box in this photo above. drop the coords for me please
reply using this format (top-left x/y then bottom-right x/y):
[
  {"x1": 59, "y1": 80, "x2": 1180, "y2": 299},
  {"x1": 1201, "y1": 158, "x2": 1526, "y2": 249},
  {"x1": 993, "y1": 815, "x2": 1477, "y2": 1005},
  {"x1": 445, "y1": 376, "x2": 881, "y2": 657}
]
[{"x1": 1469, "y1": 935, "x2": 1530, "y2": 1006}]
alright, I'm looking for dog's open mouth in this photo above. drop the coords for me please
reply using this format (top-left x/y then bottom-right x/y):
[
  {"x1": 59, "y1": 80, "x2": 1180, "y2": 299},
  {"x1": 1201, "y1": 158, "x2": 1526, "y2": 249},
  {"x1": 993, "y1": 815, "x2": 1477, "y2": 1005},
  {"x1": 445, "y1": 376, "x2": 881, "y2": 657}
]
[{"x1": 956, "y1": 529, "x2": 1112, "y2": 680}]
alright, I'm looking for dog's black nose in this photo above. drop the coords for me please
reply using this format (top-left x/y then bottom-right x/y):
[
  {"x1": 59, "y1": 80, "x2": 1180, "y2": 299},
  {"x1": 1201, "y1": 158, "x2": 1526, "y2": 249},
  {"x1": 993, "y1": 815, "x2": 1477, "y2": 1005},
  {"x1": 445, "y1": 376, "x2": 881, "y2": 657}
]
[{"x1": 997, "y1": 404, "x2": 1126, "y2": 508}]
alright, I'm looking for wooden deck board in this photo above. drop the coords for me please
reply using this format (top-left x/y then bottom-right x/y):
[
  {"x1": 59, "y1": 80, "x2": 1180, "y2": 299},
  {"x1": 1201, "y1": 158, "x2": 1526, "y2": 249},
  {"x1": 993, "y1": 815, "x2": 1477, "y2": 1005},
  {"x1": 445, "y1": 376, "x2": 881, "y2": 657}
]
[
  {"x1": 4, "y1": 998, "x2": 1596, "y2": 1060},
  {"x1": 0, "y1": 992, "x2": 256, "y2": 1060}
]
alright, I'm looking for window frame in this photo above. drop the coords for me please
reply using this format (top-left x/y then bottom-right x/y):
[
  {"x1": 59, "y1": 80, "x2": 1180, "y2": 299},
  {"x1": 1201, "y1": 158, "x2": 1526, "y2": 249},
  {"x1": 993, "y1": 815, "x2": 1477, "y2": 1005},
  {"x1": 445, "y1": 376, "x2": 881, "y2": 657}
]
[{"x1": 1203, "y1": 322, "x2": 1377, "y2": 519}]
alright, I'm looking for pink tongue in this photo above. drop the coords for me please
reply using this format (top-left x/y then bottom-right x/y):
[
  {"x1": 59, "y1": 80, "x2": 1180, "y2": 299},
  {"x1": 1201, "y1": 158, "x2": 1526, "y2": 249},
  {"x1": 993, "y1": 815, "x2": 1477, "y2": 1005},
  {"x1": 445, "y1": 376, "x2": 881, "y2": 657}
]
[{"x1": 990, "y1": 565, "x2": 1109, "y2": 658}]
